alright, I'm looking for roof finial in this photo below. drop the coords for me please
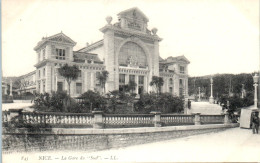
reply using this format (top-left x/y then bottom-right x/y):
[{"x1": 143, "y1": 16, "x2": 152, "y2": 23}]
[{"x1": 61, "y1": 30, "x2": 63, "y2": 33}]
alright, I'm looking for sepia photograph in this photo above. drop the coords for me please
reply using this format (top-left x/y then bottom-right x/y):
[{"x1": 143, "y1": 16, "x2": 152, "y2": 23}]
[{"x1": 1, "y1": 0, "x2": 260, "y2": 162}]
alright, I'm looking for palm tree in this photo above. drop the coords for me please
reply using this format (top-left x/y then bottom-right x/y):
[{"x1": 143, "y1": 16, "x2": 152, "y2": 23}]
[
  {"x1": 97, "y1": 71, "x2": 109, "y2": 93},
  {"x1": 150, "y1": 76, "x2": 164, "y2": 95},
  {"x1": 58, "y1": 64, "x2": 80, "y2": 96}
]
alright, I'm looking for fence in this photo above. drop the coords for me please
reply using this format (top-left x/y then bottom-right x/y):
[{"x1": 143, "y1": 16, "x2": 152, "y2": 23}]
[{"x1": 2, "y1": 109, "x2": 231, "y2": 129}]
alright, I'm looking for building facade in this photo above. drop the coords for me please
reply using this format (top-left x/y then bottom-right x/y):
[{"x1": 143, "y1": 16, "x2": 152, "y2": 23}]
[{"x1": 34, "y1": 7, "x2": 190, "y2": 97}]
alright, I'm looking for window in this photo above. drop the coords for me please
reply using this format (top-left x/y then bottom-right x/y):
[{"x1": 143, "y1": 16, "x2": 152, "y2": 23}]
[
  {"x1": 76, "y1": 83, "x2": 82, "y2": 94},
  {"x1": 138, "y1": 86, "x2": 143, "y2": 94},
  {"x1": 180, "y1": 66, "x2": 185, "y2": 74},
  {"x1": 57, "y1": 82, "x2": 63, "y2": 92},
  {"x1": 169, "y1": 78, "x2": 173, "y2": 85},
  {"x1": 38, "y1": 82, "x2": 41, "y2": 92},
  {"x1": 56, "y1": 48, "x2": 66, "y2": 60},
  {"x1": 43, "y1": 81, "x2": 46, "y2": 93},
  {"x1": 179, "y1": 88, "x2": 183, "y2": 96},
  {"x1": 169, "y1": 87, "x2": 173, "y2": 93},
  {"x1": 43, "y1": 68, "x2": 45, "y2": 77},
  {"x1": 119, "y1": 74, "x2": 125, "y2": 84},
  {"x1": 96, "y1": 72, "x2": 100, "y2": 86},
  {"x1": 38, "y1": 70, "x2": 41, "y2": 78},
  {"x1": 179, "y1": 79, "x2": 183, "y2": 86},
  {"x1": 138, "y1": 76, "x2": 144, "y2": 85},
  {"x1": 119, "y1": 42, "x2": 147, "y2": 67},
  {"x1": 129, "y1": 75, "x2": 135, "y2": 82},
  {"x1": 42, "y1": 48, "x2": 46, "y2": 59}
]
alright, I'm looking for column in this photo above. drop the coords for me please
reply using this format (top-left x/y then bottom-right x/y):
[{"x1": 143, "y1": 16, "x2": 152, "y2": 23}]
[
  {"x1": 144, "y1": 75, "x2": 147, "y2": 93},
  {"x1": 135, "y1": 75, "x2": 138, "y2": 94},
  {"x1": 150, "y1": 111, "x2": 161, "y2": 127},
  {"x1": 92, "y1": 111, "x2": 104, "y2": 129}
]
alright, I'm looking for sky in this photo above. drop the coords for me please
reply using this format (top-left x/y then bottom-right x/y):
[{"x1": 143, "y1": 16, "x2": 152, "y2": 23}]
[{"x1": 2, "y1": 0, "x2": 259, "y2": 77}]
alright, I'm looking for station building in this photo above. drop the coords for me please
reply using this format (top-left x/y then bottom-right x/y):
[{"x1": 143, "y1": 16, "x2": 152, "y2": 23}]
[{"x1": 32, "y1": 7, "x2": 190, "y2": 97}]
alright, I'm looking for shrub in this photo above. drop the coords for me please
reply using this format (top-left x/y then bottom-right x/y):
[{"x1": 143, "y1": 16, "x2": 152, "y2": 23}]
[{"x1": 134, "y1": 93, "x2": 184, "y2": 114}]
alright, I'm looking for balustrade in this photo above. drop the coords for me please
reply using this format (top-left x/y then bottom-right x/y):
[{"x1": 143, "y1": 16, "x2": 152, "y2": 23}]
[{"x1": 3, "y1": 110, "x2": 230, "y2": 129}]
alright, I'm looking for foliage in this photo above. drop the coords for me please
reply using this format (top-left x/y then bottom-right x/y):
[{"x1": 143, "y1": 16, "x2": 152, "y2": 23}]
[
  {"x1": 105, "y1": 90, "x2": 136, "y2": 113},
  {"x1": 188, "y1": 73, "x2": 254, "y2": 99},
  {"x1": 135, "y1": 93, "x2": 184, "y2": 113},
  {"x1": 150, "y1": 76, "x2": 164, "y2": 95},
  {"x1": 80, "y1": 90, "x2": 106, "y2": 111},
  {"x1": 127, "y1": 81, "x2": 137, "y2": 93},
  {"x1": 32, "y1": 91, "x2": 81, "y2": 112},
  {"x1": 97, "y1": 71, "x2": 109, "y2": 93},
  {"x1": 58, "y1": 64, "x2": 80, "y2": 95}
]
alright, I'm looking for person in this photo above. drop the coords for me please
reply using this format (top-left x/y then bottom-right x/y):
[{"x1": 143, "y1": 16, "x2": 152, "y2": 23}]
[
  {"x1": 188, "y1": 99, "x2": 191, "y2": 109},
  {"x1": 251, "y1": 111, "x2": 259, "y2": 134}
]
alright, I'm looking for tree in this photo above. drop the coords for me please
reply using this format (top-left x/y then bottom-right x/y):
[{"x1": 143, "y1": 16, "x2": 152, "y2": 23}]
[
  {"x1": 150, "y1": 76, "x2": 164, "y2": 95},
  {"x1": 97, "y1": 70, "x2": 109, "y2": 93},
  {"x1": 58, "y1": 64, "x2": 80, "y2": 96},
  {"x1": 128, "y1": 80, "x2": 137, "y2": 93}
]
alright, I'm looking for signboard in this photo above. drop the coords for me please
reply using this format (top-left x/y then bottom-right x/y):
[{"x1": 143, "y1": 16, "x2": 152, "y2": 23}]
[{"x1": 240, "y1": 109, "x2": 252, "y2": 128}]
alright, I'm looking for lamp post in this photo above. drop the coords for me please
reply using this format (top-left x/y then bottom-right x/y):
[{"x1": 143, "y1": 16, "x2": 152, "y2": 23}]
[
  {"x1": 253, "y1": 73, "x2": 259, "y2": 109},
  {"x1": 209, "y1": 77, "x2": 214, "y2": 104}
]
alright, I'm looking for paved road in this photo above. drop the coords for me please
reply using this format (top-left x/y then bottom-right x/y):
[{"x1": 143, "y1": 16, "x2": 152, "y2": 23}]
[
  {"x1": 85, "y1": 127, "x2": 260, "y2": 162},
  {"x1": 3, "y1": 127, "x2": 260, "y2": 163}
]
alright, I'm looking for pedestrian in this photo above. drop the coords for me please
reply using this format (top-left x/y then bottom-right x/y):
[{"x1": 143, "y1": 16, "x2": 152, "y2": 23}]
[
  {"x1": 251, "y1": 111, "x2": 259, "y2": 134},
  {"x1": 188, "y1": 99, "x2": 191, "y2": 109}
]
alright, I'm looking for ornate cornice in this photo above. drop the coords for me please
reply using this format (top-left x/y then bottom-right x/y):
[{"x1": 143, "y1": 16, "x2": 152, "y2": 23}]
[
  {"x1": 159, "y1": 72, "x2": 175, "y2": 78},
  {"x1": 119, "y1": 66, "x2": 149, "y2": 75},
  {"x1": 100, "y1": 25, "x2": 162, "y2": 42}
]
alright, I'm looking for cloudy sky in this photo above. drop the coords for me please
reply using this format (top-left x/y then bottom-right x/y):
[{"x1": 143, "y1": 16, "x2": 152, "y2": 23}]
[{"x1": 2, "y1": 0, "x2": 259, "y2": 77}]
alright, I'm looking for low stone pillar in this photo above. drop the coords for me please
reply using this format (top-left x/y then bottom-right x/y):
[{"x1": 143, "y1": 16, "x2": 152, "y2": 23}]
[
  {"x1": 193, "y1": 113, "x2": 201, "y2": 125},
  {"x1": 8, "y1": 109, "x2": 23, "y2": 123},
  {"x1": 224, "y1": 112, "x2": 230, "y2": 125},
  {"x1": 150, "y1": 111, "x2": 161, "y2": 127},
  {"x1": 92, "y1": 111, "x2": 104, "y2": 129}
]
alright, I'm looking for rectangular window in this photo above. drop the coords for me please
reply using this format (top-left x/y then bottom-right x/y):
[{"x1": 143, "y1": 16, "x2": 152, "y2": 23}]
[
  {"x1": 180, "y1": 66, "x2": 185, "y2": 74},
  {"x1": 57, "y1": 82, "x2": 63, "y2": 92},
  {"x1": 43, "y1": 81, "x2": 46, "y2": 93},
  {"x1": 138, "y1": 76, "x2": 144, "y2": 85},
  {"x1": 76, "y1": 83, "x2": 82, "y2": 94},
  {"x1": 119, "y1": 74, "x2": 125, "y2": 84},
  {"x1": 42, "y1": 48, "x2": 46, "y2": 59},
  {"x1": 169, "y1": 87, "x2": 173, "y2": 93},
  {"x1": 56, "y1": 48, "x2": 66, "y2": 60},
  {"x1": 169, "y1": 78, "x2": 173, "y2": 85},
  {"x1": 38, "y1": 82, "x2": 41, "y2": 92},
  {"x1": 38, "y1": 70, "x2": 41, "y2": 78},
  {"x1": 43, "y1": 68, "x2": 45, "y2": 77},
  {"x1": 179, "y1": 79, "x2": 183, "y2": 86},
  {"x1": 96, "y1": 72, "x2": 100, "y2": 86},
  {"x1": 129, "y1": 75, "x2": 135, "y2": 82}
]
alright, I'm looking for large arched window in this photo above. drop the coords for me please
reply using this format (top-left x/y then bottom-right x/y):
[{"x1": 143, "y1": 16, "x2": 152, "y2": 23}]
[{"x1": 118, "y1": 42, "x2": 147, "y2": 67}]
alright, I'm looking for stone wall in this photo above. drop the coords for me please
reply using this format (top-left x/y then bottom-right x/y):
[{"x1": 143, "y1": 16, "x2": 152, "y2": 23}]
[{"x1": 2, "y1": 124, "x2": 238, "y2": 153}]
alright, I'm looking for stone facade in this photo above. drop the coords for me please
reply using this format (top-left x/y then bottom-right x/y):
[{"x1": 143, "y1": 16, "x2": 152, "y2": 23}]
[{"x1": 33, "y1": 7, "x2": 190, "y2": 97}]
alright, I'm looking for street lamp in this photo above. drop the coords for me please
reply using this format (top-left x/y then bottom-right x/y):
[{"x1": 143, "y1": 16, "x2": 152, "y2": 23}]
[
  {"x1": 253, "y1": 73, "x2": 259, "y2": 109},
  {"x1": 209, "y1": 77, "x2": 214, "y2": 104}
]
